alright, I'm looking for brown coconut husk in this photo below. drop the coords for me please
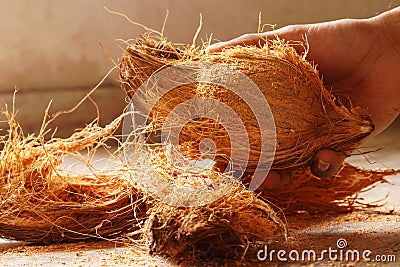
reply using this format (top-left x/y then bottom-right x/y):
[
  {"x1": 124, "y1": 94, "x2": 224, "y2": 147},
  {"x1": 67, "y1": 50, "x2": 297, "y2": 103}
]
[
  {"x1": 0, "y1": 30, "x2": 397, "y2": 264},
  {"x1": 140, "y1": 146, "x2": 398, "y2": 260},
  {"x1": 119, "y1": 33, "x2": 374, "y2": 172},
  {"x1": 115, "y1": 32, "x2": 398, "y2": 261},
  {"x1": 144, "y1": 184, "x2": 286, "y2": 259},
  {"x1": 0, "y1": 109, "x2": 149, "y2": 243},
  {"x1": 265, "y1": 163, "x2": 399, "y2": 213},
  {"x1": 0, "y1": 104, "x2": 397, "y2": 263}
]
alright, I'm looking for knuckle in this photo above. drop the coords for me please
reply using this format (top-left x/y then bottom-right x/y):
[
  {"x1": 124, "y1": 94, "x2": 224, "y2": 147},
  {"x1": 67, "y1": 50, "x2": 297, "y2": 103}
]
[{"x1": 239, "y1": 33, "x2": 256, "y2": 41}]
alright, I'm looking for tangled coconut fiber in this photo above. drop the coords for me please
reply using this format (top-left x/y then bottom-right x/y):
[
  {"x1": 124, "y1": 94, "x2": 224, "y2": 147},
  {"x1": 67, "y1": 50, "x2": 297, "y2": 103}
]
[
  {"x1": 0, "y1": 32, "x2": 397, "y2": 263},
  {"x1": 0, "y1": 101, "x2": 397, "y2": 261}
]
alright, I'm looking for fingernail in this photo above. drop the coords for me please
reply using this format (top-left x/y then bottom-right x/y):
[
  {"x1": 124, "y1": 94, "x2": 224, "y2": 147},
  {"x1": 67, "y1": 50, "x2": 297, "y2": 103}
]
[
  {"x1": 205, "y1": 44, "x2": 216, "y2": 53},
  {"x1": 317, "y1": 159, "x2": 331, "y2": 173}
]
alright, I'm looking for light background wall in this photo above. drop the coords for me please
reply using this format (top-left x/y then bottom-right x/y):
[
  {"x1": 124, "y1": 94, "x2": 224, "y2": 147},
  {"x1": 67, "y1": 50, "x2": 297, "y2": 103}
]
[{"x1": 0, "y1": 0, "x2": 399, "y2": 136}]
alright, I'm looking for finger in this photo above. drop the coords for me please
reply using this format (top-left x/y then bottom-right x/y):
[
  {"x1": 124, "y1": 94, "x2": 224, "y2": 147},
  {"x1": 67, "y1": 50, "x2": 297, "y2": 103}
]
[
  {"x1": 212, "y1": 161, "x2": 228, "y2": 173},
  {"x1": 310, "y1": 149, "x2": 348, "y2": 178},
  {"x1": 206, "y1": 25, "x2": 309, "y2": 54},
  {"x1": 205, "y1": 41, "x2": 228, "y2": 54},
  {"x1": 206, "y1": 33, "x2": 267, "y2": 53},
  {"x1": 280, "y1": 170, "x2": 294, "y2": 185},
  {"x1": 258, "y1": 170, "x2": 294, "y2": 191}
]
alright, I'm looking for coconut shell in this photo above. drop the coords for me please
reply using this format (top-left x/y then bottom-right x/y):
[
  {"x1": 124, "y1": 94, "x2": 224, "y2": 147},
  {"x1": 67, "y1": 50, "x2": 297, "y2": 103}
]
[{"x1": 119, "y1": 34, "x2": 374, "y2": 173}]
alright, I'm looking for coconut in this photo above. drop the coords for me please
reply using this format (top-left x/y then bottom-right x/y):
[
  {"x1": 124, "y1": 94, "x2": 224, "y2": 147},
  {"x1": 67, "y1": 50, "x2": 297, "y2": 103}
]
[{"x1": 119, "y1": 33, "x2": 374, "y2": 173}]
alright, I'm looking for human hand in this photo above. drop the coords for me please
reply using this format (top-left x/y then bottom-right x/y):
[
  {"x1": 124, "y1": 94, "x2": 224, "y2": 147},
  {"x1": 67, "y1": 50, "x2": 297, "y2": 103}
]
[{"x1": 207, "y1": 7, "x2": 400, "y2": 190}]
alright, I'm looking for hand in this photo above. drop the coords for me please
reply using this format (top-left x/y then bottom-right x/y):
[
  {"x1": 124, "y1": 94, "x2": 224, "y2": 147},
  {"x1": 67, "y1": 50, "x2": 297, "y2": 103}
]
[{"x1": 207, "y1": 7, "x2": 400, "y2": 190}]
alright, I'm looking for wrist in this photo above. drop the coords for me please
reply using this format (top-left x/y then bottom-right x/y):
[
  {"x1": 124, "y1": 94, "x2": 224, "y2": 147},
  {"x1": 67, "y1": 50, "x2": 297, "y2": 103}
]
[{"x1": 368, "y1": 7, "x2": 400, "y2": 55}]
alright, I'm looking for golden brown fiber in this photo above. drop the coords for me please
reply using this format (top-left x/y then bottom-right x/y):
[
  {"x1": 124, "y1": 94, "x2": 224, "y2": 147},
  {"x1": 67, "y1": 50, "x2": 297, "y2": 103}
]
[{"x1": 119, "y1": 33, "x2": 374, "y2": 173}]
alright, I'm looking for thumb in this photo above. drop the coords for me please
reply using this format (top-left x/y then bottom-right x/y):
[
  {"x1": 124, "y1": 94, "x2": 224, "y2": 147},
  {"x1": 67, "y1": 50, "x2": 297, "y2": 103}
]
[{"x1": 310, "y1": 149, "x2": 348, "y2": 178}]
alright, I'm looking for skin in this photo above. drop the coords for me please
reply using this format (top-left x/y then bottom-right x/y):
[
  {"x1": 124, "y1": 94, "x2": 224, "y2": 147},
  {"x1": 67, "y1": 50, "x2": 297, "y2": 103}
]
[{"x1": 207, "y1": 7, "x2": 400, "y2": 190}]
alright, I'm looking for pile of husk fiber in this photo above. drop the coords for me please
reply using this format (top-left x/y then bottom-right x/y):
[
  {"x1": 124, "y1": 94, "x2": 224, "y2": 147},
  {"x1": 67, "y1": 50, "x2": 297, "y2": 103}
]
[
  {"x1": 0, "y1": 32, "x2": 398, "y2": 263},
  {"x1": 0, "y1": 105, "x2": 397, "y2": 260}
]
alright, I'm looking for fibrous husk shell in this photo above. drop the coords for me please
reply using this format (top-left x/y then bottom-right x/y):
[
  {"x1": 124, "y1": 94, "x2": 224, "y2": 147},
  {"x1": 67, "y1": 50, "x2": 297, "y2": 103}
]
[{"x1": 119, "y1": 33, "x2": 374, "y2": 173}]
